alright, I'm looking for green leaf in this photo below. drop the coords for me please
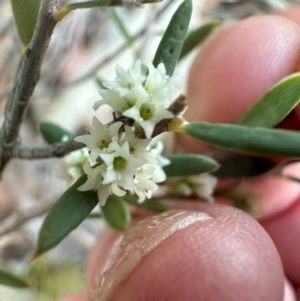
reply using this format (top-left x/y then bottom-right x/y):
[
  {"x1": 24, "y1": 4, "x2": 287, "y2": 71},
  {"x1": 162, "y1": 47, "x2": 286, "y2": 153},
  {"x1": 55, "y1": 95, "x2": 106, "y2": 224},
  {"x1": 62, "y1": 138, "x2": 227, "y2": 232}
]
[
  {"x1": 153, "y1": 0, "x2": 192, "y2": 76},
  {"x1": 101, "y1": 196, "x2": 130, "y2": 231},
  {"x1": 237, "y1": 73, "x2": 300, "y2": 127},
  {"x1": 0, "y1": 269, "x2": 29, "y2": 288},
  {"x1": 179, "y1": 20, "x2": 220, "y2": 60},
  {"x1": 124, "y1": 195, "x2": 170, "y2": 212},
  {"x1": 164, "y1": 154, "x2": 219, "y2": 177},
  {"x1": 10, "y1": 0, "x2": 42, "y2": 47},
  {"x1": 36, "y1": 175, "x2": 98, "y2": 256},
  {"x1": 184, "y1": 122, "x2": 300, "y2": 157},
  {"x1": 40, "y1": 122, "x2": 72, "y2": 144}
]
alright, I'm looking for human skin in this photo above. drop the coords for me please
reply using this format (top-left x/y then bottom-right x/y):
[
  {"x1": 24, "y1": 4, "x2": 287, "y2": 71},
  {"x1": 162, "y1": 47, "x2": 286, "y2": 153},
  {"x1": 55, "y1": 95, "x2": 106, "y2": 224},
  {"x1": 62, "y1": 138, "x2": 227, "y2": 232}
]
[{"x1": 62, "y1": 8, "x2": 300, "y2": 301}]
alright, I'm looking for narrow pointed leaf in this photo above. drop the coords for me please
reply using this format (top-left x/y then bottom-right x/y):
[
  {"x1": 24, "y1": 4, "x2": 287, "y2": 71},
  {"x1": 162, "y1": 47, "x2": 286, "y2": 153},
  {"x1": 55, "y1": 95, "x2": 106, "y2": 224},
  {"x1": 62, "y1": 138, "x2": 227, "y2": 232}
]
[
  {"x1": 237, "y1": 73, "x2": 300, "y2": 127},
  {"x1": 10, "y1": 0, "x2": 42, "y2": 46},
  {"x1": 164, "y1": 154, "x2": 219, "y2": 177},
  {"x1": 40, "y1": 122, "x2": 72, "y2": 144},
  {"x1": 184, "y1": 122, "x2": 300, "y2": 157},
  {"x1": 124, "y1": 195, "x2": 170, "y2": 212},
  {"x1": 0, "y1": 269, "x2": 29, "y2": 288},
  {"x1": 36, "y1": 175, "x2": 98, "y2": 256},
  {"x1": 179, "y1": 20, "x2": 220, "y2": 60},
  {"x1": 153, "y1": 0, "x2": 192, "y2": 75},
  {"x1": 101, "y1": 196, "x2": 130, "y2": 231}
]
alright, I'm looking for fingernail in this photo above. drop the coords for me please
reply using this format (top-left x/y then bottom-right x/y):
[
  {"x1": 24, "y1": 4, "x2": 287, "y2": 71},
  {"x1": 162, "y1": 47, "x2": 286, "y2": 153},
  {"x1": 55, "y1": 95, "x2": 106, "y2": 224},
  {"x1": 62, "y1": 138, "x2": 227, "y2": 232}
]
[{"x1": 97, "y1": 210, "x2": 212, "y2": 301}]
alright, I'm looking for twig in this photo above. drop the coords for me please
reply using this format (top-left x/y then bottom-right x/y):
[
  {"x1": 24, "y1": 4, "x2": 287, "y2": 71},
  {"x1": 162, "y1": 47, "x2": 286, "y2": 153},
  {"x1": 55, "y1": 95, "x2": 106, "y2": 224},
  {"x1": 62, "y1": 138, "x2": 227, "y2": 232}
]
[
  {"x1": 0, "y1": 201, "x2": 55, "y2": 236},
  {"x1": 12, "y1": 139, "x2": 85, "y2": 159},
  {"x1": 11, "y1": 94, "x2": 185, "y2": 159},
  {"x1": 0, "y1": 0, "x2": 173, "y2": 163},
  {"x1": 0, "y1": 0, "x2": 58, "y2": 171}
]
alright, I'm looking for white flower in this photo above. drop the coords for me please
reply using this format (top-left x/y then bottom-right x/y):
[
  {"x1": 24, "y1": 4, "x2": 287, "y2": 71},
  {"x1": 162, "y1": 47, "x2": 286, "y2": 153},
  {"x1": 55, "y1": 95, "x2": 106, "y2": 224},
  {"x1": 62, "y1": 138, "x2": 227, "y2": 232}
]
[
  {"x1": 75, "y1": 117, "x2": 171, "y2": 205},
  {"x1": 189, "y1": 174, "x2": 217, "y2": 203},
  {"x1": 78, "y1": 163, "x2": 126, "y2": 206},
  {"x1": 74, "y1": 117, "x2": 122, "y2": 161},
  {"x1": 94, "y1": 60, "x2": 148, "y2": 113},
  {"x1": 143, "y1": 60, "x2": 182, "y2": 105},
  {"x1": 122, "y1": 103, "x2": 174, "y2": 138},
  {"x1": 133, "y1": 164, "x2": 158, "y2": 202},
  {"x1": 57, "y1": 147, "x2": 91, "y2": 183},
  {"x1": 93, "y1": 59, "x2": 183, "y2": 138},
  {"x1": 148, "y1": 140, "x2": 170, "y2": 183},
  {"x1": 123, "y1": 125, "x2": 151, "y2": 161},
  {"x1": 100, "y1": 141, "x2": 145, "y2": 191},
  {"x1": 167, "y1": 174, "x2": 218, "y2": 203},
  {"x1": 95, "y1": 89, "x2": 130, "y2": 113}
]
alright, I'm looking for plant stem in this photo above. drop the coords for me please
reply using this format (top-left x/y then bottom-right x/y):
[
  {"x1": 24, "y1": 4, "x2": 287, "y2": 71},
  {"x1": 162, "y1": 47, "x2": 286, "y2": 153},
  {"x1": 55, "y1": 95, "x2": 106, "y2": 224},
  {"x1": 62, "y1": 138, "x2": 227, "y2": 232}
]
[
  {"x1": 12, "y1": 140, "x2": 85, "y2": 159},
  {"x1": 0, "y1": 0, "x2": 58, "y2": 172}
]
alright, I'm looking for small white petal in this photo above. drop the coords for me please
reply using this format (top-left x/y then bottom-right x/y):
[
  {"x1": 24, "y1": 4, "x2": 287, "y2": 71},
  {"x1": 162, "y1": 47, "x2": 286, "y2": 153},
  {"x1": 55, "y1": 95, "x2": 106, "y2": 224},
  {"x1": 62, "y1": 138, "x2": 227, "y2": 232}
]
[
  {"x1": 139, "y1": 120, "x2": 155, "y2": 138},
  {"x1": 78, "y1": 177, "x2": 99, "y2": 191},
  {"x1": 98, "y1": 186, "x2": 110, "y2": 206},
  {"x1": 157, "y1": 62, "x2": 166, "y2": 77},
  {"x1": 153, "y1": 166, "x2": 167, "y2": 183},
  {"x1": 111, "y1": 182, "x2": 127, "y2": 197},
  {"x1": 107, "y1": 122, "x2": 122, "y2": 138},
  {"x1": 100, "y1": 152, "x2": 115, "y2": 167},
  {"x1": 115, "y1": 64, "x2": 128, "y2": 83},
  {"x1": 131, "y1": 59, "x2": 142, "y2": 79},
  {"x1": 103, "y1": 169, "x2": 118, "y2": 184},
  {"x1": 74, "y1": 135, "x2": 94, "y2": 146},
  {"x1": 93, "y1": 99, "x2": 106, "y2": 111},
  {"x1": 123, "y1": 106, "x2": 140, "y2": 120}
]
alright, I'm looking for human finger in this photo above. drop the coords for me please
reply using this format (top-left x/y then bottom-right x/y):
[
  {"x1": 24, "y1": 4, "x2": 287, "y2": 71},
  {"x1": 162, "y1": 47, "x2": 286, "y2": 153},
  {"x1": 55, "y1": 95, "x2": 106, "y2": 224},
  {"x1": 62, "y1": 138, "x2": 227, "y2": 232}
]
[
  {"x1": 182, "y1": 15, "x2": 300, "y2": 153},
  {"x1": 93, "y1": 207, "x2": 284, "y2": 301}
]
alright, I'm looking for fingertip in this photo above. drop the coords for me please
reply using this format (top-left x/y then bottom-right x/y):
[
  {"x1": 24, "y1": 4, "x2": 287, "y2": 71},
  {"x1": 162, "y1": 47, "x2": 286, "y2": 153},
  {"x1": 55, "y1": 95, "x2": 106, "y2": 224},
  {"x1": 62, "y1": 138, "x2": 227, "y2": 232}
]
[
  {"x1": 187, "y1": 15, "x2": 300, "y2": 123},
  {"x1": 183, "y1": 15, "x2": 300, "y2": 152},
  {"x1": 86, "y1": 228, "x2": 122, "y2": 301},
  {"x1": 99, "y1": 207, "x2": 284, "y2": 301},
  {"x1": 260, "y1": 196, "x2": 300, "y2": 284}
]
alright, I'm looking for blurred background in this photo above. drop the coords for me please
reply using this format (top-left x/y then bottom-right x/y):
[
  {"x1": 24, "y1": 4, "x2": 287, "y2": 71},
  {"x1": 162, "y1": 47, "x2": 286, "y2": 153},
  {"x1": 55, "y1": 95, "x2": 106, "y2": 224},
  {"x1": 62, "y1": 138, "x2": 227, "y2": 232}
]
[{"x1": 0, "y1": 0, "x2": 295, "y2": 300}]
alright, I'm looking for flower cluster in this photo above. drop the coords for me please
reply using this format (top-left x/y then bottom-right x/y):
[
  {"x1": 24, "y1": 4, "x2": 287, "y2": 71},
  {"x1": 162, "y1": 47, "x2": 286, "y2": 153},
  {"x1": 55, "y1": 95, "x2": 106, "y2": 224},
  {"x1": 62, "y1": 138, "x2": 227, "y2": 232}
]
[
  {"x1": 74, "y1": 117, "x2": 170, "y2": 205},
  {"x1": 94, "y1": 59, "x2": 183, "y2": 138},
  {"x1": 166, "y1": 174, "x2": 217, "y2": 203},
  {"x1": 57, "y1": 147, "x2": 90, "y2": 183}
]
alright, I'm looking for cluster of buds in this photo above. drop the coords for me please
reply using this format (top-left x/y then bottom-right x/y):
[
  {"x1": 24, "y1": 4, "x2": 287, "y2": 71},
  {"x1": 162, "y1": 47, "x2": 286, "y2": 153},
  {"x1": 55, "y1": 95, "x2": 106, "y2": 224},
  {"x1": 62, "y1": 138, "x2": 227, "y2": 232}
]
[
  {"x1": 75, "y1": 118, "x2": 170, "y2": 205},
  {"x1": 58, "y1": 60, "x2": 183, "y2": 205},
  {"x1": 94, "y1": 60, "x2": 183, "y2": 138},
  {"x1": 57, "y1": 59, "x2": 221, "y2": 205}
]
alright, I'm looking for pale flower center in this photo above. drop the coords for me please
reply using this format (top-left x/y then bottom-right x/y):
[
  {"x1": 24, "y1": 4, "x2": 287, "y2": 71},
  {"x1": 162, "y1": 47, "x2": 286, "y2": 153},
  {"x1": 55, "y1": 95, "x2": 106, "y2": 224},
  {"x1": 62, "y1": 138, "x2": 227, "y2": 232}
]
[
  {"x1": 140, "y1": 103, "x2": 155, "y2": 120},
  {"x1": 113, "y1": 156, "x2": 127, "y2": 171},
  {"x1": 99, "y1": 139, "x2": 110, "y2": 149}
]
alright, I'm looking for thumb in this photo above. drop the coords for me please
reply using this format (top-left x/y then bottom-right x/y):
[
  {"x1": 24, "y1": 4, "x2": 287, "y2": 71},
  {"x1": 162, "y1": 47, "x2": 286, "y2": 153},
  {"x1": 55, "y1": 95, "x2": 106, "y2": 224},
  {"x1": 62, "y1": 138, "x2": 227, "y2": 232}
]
[{"x1": 91, "y1": 206, "x2": 284, "y2": 301}]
